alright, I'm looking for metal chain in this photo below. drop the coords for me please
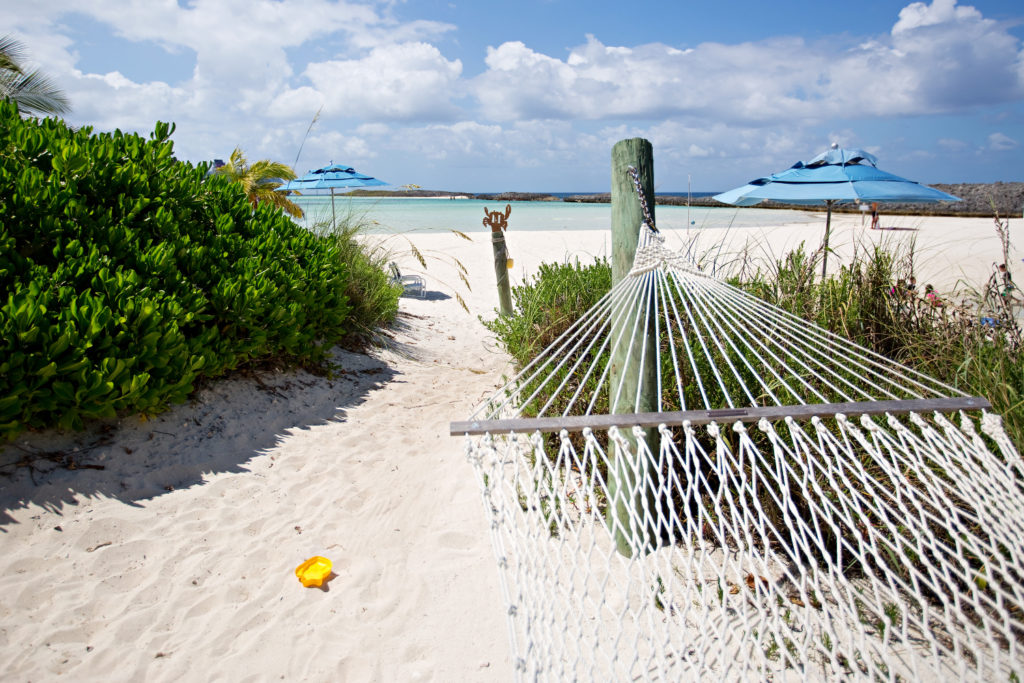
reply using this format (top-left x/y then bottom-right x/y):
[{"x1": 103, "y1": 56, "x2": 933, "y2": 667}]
[{"x1": 626, "y1": 165, "x2": 657, "y2": 232}]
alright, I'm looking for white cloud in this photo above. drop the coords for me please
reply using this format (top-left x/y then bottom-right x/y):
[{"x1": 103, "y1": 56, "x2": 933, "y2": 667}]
[
  {"x1": 882, "y1": 1, "x2": 1023, "y2": 110},
  {"x1": 988, "y1": 132, "x2": 1018, "y2": 151},
  {"x1": 345, "y1": 18, "x2": 457, "y2": 52},
  {"x1": 303, "y1": 131, "x2": 376, "y2": 162},
  {"x1": 355, "y1": 122, "x2": 390, "y2": 137},
  {"x1": 331, "y1": 118, "x2": 607, "y2": 188},
  {"x1": 892, "y1": 0, "x2": 983, "y2": 33},
  {"x1": 70, "y1": 71, "x2": 187, "y2": 131},
  {"x1": 6, "y1": 1, "x2": 463, "y2": 164},
  {"x1": 472, "y1": 2, "x2": 1024, "y2": 124},
  {"x1": 473, "y1": 36, "x2": 812, "y2": 123},
  {"x1": 268, "y1": 87, "x2": 325, "y2": 120},
  {"x1": 303, "y1": 42, "x2": 463, "y2": 121},
  {"x1": 53, "y1": 0, "x2": 380, "y2": 53},
  {"x1": 686, "y1": 144, "x2": 711, "y2": 158},
  {"x1": 593, "y1": 120, "x2": 827, "y2": 187}
]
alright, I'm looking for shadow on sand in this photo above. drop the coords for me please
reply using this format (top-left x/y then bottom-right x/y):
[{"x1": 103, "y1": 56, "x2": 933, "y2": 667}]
[
  {"x1": 0, "y1": 348, "x2": 397, "y2": 529},
  {"x1": 400, "y1": 290, "x2": 452, "y2": 302}
]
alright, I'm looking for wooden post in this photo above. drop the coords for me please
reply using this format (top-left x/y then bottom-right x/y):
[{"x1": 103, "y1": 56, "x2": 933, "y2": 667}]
[
  {"x1": 483, "y1": 204, "x2": 513, "y2": 316},
  {"x1": 611, "y1": 139, "x2": 654, "y2": 284},
  {"x1": 492, "y1": 232, "x2": 513, "y2": 316},
  {"x1": 606, "y1": 138, "x2": 660, "y2": 557}
]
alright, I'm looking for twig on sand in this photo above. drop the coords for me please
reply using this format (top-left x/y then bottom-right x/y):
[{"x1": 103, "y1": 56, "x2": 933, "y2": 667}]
[{"x1": 1, "y1": 441, "x2": 108, "y2": 480}]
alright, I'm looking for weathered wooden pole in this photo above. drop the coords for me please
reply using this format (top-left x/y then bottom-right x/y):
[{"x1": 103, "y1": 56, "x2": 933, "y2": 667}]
[
  {"x1": 606, "y1": 138, "x2": 660, "y2": 557},
  {"x1": 484, "y1": 205, "x2": 514, "y2": 316},
  {"x1": 611, "y1": 139, "x2": 653, "y2": 284}
]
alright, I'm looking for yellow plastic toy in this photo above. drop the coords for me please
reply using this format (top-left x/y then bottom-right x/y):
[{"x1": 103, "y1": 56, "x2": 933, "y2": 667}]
[{"x1": 295, "y1": 556, "x2": 332, "y2": 587}]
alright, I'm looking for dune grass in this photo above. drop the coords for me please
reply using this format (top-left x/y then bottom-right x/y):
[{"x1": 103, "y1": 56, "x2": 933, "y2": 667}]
[
  {"x1": 307, "y1": 217, "x2": 402, "y2": 349},
  {"x1": 484, "y1": 242, "x2": 1023, "y2": 448},
  {"x1": 741, "y1": 241, "x2": 1022, "y2": 444}
]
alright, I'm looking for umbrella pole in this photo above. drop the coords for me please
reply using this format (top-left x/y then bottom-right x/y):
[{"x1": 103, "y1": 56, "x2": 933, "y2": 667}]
[
  {"x1": 330, "y1": 188, "x2": 337, "y2": 229},
  {"x1": 821, "y1": 200, "x2": 834, "y2": 279}
]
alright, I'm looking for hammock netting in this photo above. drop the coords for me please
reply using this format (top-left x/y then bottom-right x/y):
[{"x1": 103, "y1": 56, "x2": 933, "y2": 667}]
[{"x1": 455, "y1": 222, "x2": 1024, "y2": 681}]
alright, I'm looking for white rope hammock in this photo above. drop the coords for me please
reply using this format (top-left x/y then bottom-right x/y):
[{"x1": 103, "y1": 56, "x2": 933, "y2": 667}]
[{"x1": 454, "y1": 200, "x2": 1024, "y2": 680}]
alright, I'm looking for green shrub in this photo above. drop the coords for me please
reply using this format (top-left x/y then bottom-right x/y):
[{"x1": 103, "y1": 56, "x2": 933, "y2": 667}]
[
  {"x1": 0, "y1": 100, "x2": 396, "y2": 438},
  {"x1": 483, "y1": 257, "x2": 612, "y2": 366}
]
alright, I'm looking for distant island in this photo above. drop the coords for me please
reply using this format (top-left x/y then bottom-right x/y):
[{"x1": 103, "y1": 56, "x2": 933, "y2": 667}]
[{"x1": 346, "y1": 182, "x2": 1024, "y2": 217}]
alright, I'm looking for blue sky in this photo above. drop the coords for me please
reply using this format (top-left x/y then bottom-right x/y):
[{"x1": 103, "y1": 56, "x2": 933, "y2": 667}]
[{"x1": 7, "y1": 0, "x2": 1024, "y2": 191}]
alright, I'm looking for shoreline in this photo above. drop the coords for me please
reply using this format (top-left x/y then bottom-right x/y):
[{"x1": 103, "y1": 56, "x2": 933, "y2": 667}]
[{"x1": 344, "y1": 181, "x2": 1024, "y2": 218}]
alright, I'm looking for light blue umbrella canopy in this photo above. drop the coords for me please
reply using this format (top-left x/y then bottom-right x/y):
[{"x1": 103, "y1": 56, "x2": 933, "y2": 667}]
[
  {"x1": 713, "y1": 146, "x2": 960, "y2": 275},
  {"x1": 278, "y1": 162, "x2": 387, "y2": 193},
  {"x1": 278, "y1": 162, "x2": 387, "y2": 226},
  {"x1": 713, "y1": 147, "x2": 959, "y2": 206}
]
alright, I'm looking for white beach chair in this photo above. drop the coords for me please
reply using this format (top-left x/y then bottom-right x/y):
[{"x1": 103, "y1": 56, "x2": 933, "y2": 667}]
[{"x1": 388, "y1": 262, "x2": 425, "y2": 297}]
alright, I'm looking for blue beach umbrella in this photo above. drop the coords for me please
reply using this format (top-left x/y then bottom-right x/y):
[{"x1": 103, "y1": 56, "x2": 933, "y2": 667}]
[
  {"x1": 714, "y1": 145, "x2": 960, "y2": 276},
  {"x1": 278, "y1": 162, "x2": 387, "y2": 226}
]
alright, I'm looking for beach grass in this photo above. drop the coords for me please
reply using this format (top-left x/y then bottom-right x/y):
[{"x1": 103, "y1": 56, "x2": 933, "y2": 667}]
[
  {"x1": 485, "y1": 241, "x2": 1023, "y2": 452},
  {"x1": 308, "y1": 217, "x2": 402, "y2": 349}
]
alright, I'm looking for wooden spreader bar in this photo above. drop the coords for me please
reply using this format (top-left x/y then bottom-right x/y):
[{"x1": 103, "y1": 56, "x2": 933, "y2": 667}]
[{"x1": 449, "y1": 396, "x2": 991, "y2": 436}]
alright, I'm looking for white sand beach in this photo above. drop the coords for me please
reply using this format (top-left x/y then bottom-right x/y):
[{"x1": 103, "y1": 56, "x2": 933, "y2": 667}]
[{"x1": 0, "y1": 211, "x2": 1018, "y2": 681}]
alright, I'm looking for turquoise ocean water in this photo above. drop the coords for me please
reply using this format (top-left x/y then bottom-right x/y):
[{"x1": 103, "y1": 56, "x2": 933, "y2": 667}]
[{"x1": 288, "y1": 196, "x2": 821, "y2": 234}]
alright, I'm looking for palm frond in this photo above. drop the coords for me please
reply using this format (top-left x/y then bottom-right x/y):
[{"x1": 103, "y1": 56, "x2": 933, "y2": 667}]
[
  {"x1": 0, "y1": 35, "x2": 70, "y2": 116},
  {"x1": 250, "y1": 159, "x2": 297, "y2": 182},
  {"x1": 0, "y1": 35, "x2": 27, "y2": 73},
  {"x1": 215, "y1": 147, "x2": 300, "y2": 215}
]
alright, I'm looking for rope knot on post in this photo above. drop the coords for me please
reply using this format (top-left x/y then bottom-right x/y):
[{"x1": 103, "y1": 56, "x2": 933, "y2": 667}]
[{"x1": 626, "y1": 166, "x2": 657, "y2": 233}]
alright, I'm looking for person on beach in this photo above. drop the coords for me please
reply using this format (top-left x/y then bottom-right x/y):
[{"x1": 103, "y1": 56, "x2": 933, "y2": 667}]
[
  {"x1": 906, "y1": 276, "x2": 917, "y2": 297},
  {"x1": 925, "y1": 284, "x2": 943, "y2": 307},
  {"x1": 870, "y1": 202, "x2": 880, "y2": 230}
]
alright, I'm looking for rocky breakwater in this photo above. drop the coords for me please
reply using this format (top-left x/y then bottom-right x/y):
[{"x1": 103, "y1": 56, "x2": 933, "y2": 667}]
[
  {"x1": 635, "y1": 182, "x2": 1023, "y2": 218},
  {"x1": 349, "y1": 189, "x2": 562, "y2": 201},
  {"x1": 472, "y1": 192, "x2": 561, "y2": 202}
]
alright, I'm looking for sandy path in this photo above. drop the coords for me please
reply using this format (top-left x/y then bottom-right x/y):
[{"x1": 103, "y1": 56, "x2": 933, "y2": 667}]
[{"x1": 0, "y1": 247, "x2": 515, "y2": 680}]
